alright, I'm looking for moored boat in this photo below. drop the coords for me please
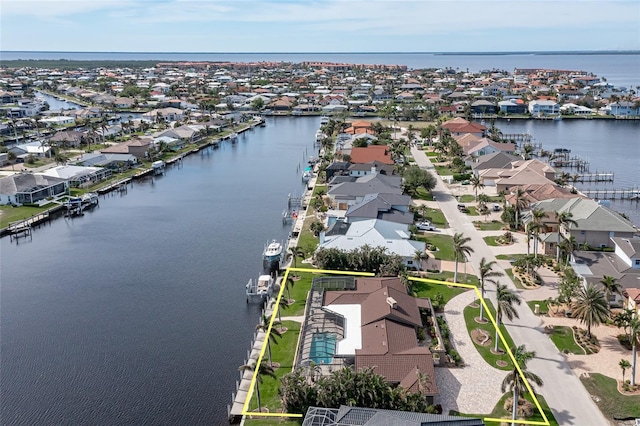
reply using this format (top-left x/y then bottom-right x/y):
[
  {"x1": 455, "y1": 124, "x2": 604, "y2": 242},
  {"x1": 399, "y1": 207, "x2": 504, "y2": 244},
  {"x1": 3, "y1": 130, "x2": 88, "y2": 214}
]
[
  {"x1": 246, "y1": 274, "x2": 274, "y2": 303},
  {"x1": 263, "y1": 239, "x2": 283, "y2": 273}
]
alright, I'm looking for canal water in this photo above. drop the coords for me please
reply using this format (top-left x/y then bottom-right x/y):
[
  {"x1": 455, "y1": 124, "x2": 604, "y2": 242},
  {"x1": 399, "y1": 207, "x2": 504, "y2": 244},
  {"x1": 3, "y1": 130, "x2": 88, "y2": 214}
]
[{"x1": 0, "y1": 117, "x2": 319, "y2": 425}]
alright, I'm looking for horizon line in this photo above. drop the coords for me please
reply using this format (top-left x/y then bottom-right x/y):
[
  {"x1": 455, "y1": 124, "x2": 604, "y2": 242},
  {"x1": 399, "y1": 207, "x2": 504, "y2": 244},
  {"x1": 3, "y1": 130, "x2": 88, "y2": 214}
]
[{"x1": 2, "y1": 49, "x2": 639, "y2": 55}]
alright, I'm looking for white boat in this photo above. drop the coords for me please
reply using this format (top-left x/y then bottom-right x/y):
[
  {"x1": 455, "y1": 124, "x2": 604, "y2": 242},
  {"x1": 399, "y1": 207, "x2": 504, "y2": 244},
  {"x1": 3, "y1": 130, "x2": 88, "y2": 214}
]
[
  {"x1": 152, "y1": 160, "x2": 165, "y2": 175},
  {"x1": 263, "y1": 239, "x2": 283, "y2": 272},
  {"x1": 320, "y1": 115, "x2": 330, "y2": 124},
  {"x1": 229, "y1": 132, "x2": 238, "y2": 142},
  {"x1": 302, "y1": 171, "x2": 311, "y2": 183},
  {"x1": 246, "y1": 274, "x2": 274, "y2": 303},
  {"x1": 81, "y1": 192, "x2": 99, "y2": 209},
  {"x1": 315, "y1": 130, "x2": 325, "y2": 143}
]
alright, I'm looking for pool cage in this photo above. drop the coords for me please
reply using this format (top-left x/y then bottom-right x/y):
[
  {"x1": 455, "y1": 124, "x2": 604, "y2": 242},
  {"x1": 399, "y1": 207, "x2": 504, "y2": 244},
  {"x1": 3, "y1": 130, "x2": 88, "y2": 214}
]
[{"x1": 295, "y1": 276, "x2": 356, "y2": 373}]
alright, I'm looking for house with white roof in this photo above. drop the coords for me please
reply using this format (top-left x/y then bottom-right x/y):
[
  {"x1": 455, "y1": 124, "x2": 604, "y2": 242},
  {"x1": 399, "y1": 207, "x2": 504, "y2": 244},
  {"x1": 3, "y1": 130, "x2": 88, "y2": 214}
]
[{"x1": 319, "y1": 219, "x2": 425, "y2": 269}]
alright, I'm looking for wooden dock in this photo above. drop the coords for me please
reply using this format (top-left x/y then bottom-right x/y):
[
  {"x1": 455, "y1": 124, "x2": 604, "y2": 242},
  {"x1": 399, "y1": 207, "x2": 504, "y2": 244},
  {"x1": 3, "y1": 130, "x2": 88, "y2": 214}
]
[
  {"x1": 574, "y1": 172, "x2": 615, "y2": 183},
  {"x1": 579, "y1": 188, "x2": 640, "y2": 200}
]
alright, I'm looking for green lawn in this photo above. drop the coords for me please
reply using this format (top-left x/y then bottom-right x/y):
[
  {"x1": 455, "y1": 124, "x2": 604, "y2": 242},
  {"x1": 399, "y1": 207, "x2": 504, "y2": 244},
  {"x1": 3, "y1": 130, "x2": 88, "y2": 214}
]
[
  {"x1": 296, "y1": 232, "x2": 318, "y2": 258},
  {"x1": 527, "y1": 299, "x2": 549, "y2": 316},
  {"x1": 458, "y1": 194, "x2": 475, "y2": 203},
  {"x1": 581, "y1": 373, "x2": 640, "y2": 420},
  {"x1": 473, "y1": 220, "x2": 504, "y2": 231},
  {"x1": 466, "y1": 206, "x2": 479, "y2": 216},
  {"x1": 424, "y1": 271, "x2": 479, "y2": 286},
  {"x1": 483, "y1": 236, "x2": 501, "y2": 246},
  {"x1": 312, "y1": 185, "x2": 326, "y2": 197},
  {"x1": 421, "y1": 207, "x2": 448, "y2": 228},
  {"x1": 416, "y1": 233, "x2": 455, "y2": 261},
  {"x1": 505, "y1": 268, "x2": 525, "y2": 290},
  {"x1": 455, "y1": 393, "x2": 558, "y2": 426},
  {"x1": 411, "y1": 279, "x2": 468, "y2": 306},
  {"x1": 281, "y1": 273, "x2": 313, "y2": 316},
  {"x1": 0, "y1": 203, "x2": 57, "y2": 229},
  {"x1": 426, "y1": 151, "x2": 439, "y2": 157},
  {"x1": 548, "y1": 325, "x2": 586, "y2": 355},
  {"x1": 463, "y1": 302, "x2": 517, "y2": 370},
  {"x1": 414, "y1": 187, "x2": 435, "y2": 201},
  {"x1": 434, "y1": 165, "x2": 454, "y2": 176},
  {"x1": 245, "y1": 320, "x2": 301, "y2": 413},
  {"x1": 496, "y1": 254, "x2": 526, "y2": 261}
]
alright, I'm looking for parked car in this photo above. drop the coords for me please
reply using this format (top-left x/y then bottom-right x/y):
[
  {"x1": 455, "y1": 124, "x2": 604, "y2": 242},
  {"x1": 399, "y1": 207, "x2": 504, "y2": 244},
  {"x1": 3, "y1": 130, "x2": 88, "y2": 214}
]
[
  {"x1": 416, "y1": 221, "x2": 437, "y2": 231},
  {"x1": 492, "y1": 203, "x2": 501, "y2": 212},
  {"x1": 457, "y1": 204, "x2": 468, "y2": 213}
]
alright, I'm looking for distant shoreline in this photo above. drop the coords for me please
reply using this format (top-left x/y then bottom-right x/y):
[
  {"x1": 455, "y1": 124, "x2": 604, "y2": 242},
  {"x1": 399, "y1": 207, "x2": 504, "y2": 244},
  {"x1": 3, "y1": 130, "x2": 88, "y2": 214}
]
[{"x1": 2, "y1": 50, "x2": 639, "y2": 56}]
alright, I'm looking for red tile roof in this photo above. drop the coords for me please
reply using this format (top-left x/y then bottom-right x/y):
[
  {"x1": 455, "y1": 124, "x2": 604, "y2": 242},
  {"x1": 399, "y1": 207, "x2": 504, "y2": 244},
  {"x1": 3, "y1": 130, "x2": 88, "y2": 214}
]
[{"x1": 350, "y1": 145, "x2": 393, "y2": 165}]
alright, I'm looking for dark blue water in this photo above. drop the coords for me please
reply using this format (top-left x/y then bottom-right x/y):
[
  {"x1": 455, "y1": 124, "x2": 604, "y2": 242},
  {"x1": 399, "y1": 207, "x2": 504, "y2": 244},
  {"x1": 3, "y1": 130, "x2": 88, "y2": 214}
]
[
  {"x1": 3, "y1": 51, "x2": 639, "y2": 88},
  {"x1": 0, "y1": 117, "x2": 319, "y2": 425}
]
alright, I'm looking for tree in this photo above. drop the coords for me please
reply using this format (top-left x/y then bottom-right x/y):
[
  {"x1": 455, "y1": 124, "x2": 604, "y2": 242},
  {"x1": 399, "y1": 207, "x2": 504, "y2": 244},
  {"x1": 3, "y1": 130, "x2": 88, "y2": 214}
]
[
  {"x1": 402, "y1": 165, "x2": 436, "y2": 196},
  {"x1": 250, "y1": 97, "x2": 265, "y2": 111},
  {"x1": 494, "y1": 283, "x2": 522, "y2": 353},
  {"x1": 620, "y1": 359, "x2": 631, "y2": 384},
  {"x1": 600, "y1": 275, "x2": 622, "y2": 307},
  {"x1": 256, "y1": 314, "x2": 282, "y2": 367},
  {"x1": 512, "y1": 188, "x2": 527, "y2": 230},
  {"x1": 453, "y1": 232, "x2": 474, "y2": 284},
  {"x1": 554, "y1": 211, "x2": 578, "y2": 262},
  {"x1": 501, "y1": 345, "x2": 543, "y2": 425},
  {"x1": 413, "y1": 249, "x2": 429, "y2": 271},
  {"x1": 239, "y1": 360, "x2": 277, "y2": 413},
  {"x1": 310, "y1": 220, "x2": 325, "y2": 237},
  {"x1": 572, "y1": 283, "x2": 610, "y2": 338},
  {"x1": 630, "y1": 316, "x2": 640, "y2": 386},
  {"x1": 530, "y1": 208, "x2": 546, "y2": 258},
  {"x1": 478, "y1": 257, "x2": 503, "y2": 322},
  {"x1": 7, "y1": 151, "x2": 17, "y2": 170},
  {"x1": 557, "y1": 267, "x2": 581, "y2": 305},
  {"x1": 470, "y1": 175, "x2": 484, "y2": 202},
  {"x1": 289, "y1": 246, "x2": 306, "y2": 272}
]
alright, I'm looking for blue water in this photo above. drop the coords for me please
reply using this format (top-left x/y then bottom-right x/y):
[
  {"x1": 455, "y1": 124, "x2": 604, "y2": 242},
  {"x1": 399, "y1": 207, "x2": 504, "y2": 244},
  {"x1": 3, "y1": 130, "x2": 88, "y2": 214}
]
[
  {"x1": 309, "y1": 333, "x2": 336, "y2": 365},
  {"x1": 2, "y1": 51, "x2": 639, "y2": 88}
]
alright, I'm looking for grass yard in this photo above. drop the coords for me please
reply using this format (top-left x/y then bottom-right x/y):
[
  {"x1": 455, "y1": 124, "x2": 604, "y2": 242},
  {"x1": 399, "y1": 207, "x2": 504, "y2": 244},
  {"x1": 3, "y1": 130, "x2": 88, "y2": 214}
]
[
  {"x1": 455, "y1": 393, "x2": 558, "y2": 426},
  {"x1": 417, "y1": 233, "x2": 455, "y2": 261},
  {"x1": 414, "y1": 187, "x2": 435, "y2": 201},
  {"x1": 483, "y1": 236, "x2": 501, "y2": 246},
  {"x1": 426, "y1": 151, "x2": 439, "y2": 157},
  {"x1": 410, "y1": 278, "x2": 469, "y2": 306},
  {"x1": 0, "y1": 203, "x2": 57, "y2": 229},
  {"x1": 312, "y1": 185, "x2": 326, "y2": 196},
  {"x1": 548, "y1": 325, "x2": 586, "y2": 355},
  {"x1": 473, "y1": 220, "x2": 505, "y2": 231},
  {"x1": 434, "y1": 165, "x2": 454, "y2": 176},
  {"x1": 458, "y1": 194, "x2": 475, "y2": 203},
  {"x1": 465, "y1": 206, "x2": 479, "y2": 216},
  {"x1": 505, "y1": 268, "x2": 525, "y2": 290},
  {"x1": 281, "y1": 272, "x2": 313, "y2": 316},
  {"x1": 463, "y1": 301, "x2": 516, "y2": 370},
  {"x1": 581, "y1": 373, "x2": 640, "y2": 420},
  {"x1": 421, "y1": 207, "x2": 448, "y2": 228},
  {"x1": 245, "y1": 321, "x2": 301, "y2": 413},
  {"x1": 527, "y1": 300, "x2": 550, "y2": 316}
]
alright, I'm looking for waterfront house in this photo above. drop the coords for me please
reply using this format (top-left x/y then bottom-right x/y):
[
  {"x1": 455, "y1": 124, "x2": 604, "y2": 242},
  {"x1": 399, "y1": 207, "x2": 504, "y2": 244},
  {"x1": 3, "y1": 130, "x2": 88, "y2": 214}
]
[
  {"x1": 345, "y1": 193, "x2": 413, "y2": 225},
  {"x1": 40, "y1": 165, "x2": 111, "y2": 188},
  {"x1": 470, "y1": 99, "x2": 498, "y2": 116},
  {"x1": 78, "y1": 152, "x2": 138, "y2": 171},
  {"x1": 528, "y1": 99, "x2": 560, "y2": 116},
  {"x1": 440, "y1": 117, "x2": 486, "y2": 137},
  {"x1": 0, "y1": 173, "x2": 69, "y2": 206},
  {"x1": 478, "y1": 159, "x2": 556, "y2": 188},
  {"x1": 296, "y1": 276, "x2": 437, "y2": 400},
  {"x1": 9, "y1": 141, "x2": 51, "y2": 159},
  {"x1": 348, "y1": 161, "x2": 395, "y2": 177},
  {"x1": 302, "y1": 406, "x2": 483, "y2": 426},
  {"x1": 100, "y1": 137, "x2": 152, "y2": 159},
  {"x1": 606, "y1": 101, "x2": 640, "y2": 117},
  {"x1": 48, "y1": 130, "x2": 85, "y2": 148},
  {"x1": 498, "y1": 99, "x2": 527, "y2": 114},
  {"x1": 349, "y1": 145, "x2": 394, "y2": 165},
  {"x1": 39, "y1": 115, "x2": 75, "y2": 127},
  {"x1": 525, "y1": 198, "x2": 638, "y2": 254},
  {"x1": 327, "y1": 173, "x2": 403, "y2": 210}
]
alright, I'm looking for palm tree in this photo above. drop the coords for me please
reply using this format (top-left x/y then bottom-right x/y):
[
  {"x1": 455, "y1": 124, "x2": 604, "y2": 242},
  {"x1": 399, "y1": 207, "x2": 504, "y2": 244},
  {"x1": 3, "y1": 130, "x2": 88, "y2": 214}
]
[
  {"x1": 284, "y1": 276, "x2": 296, "y2": 304},
  {"x1": 630, "y1": 316, "x2": 640, "y2": 386},
  {"x1": 453, "y1": 232, "x2": 474, "y2": 283},
  {"x1": 238, "y1": 360, "x2": 277, "y2": 413},
  {"x1": 478, "y1": 257, "x2": 503, "y2": 322},
  {"x1": 288, "y1": 246, "x2": 306, "y2": 277},
  {"x1": 413, "y1": 249, "x2": 429, "y2": 271},
  {"x1": 572, "y1": 284, "x2": 610, "y2": 338},
  {"x1": 554, "y1": 211, "x2": 578, "y2": 262},
  {"x1": 501, "y1": 345, "x2": 543, "y2": 425},
  {"x1": 600, "y1": 275, "x2": 622, "y2": 307},
  {"x1": 256, "y1": 314, "x2": 282, "y2": 367},
  {"x1": 470, "y1": 175, "x2": 484, "y2": 202},
  {"x1": 620, "y1": 358, "x2": 631, "y2": 384},
  {"x1": 525, "y1": 222, "x2": 541, "y2": 256},
  {"x1": 530, "y1": 208, "x2": 546, "y2": 258},
  {"x1": 494, "y1": 283, "x2": 522, "y2": 353},
  {"x1": 512, "y1": 188, "x2": 527, "y2": 230}
]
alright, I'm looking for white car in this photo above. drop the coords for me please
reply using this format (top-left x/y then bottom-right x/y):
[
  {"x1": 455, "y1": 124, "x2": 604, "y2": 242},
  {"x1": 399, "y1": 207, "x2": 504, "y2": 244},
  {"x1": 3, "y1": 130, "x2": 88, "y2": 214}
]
[{"x1": 416, "y1": 221, "x2": 437, "y2": 231}]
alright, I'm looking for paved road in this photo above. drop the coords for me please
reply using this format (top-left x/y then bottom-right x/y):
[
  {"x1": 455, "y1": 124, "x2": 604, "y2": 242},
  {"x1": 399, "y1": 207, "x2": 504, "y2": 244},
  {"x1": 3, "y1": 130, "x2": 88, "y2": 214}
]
[{"x1": 411, "y1": 147, "x2": 609, "y2": 426}]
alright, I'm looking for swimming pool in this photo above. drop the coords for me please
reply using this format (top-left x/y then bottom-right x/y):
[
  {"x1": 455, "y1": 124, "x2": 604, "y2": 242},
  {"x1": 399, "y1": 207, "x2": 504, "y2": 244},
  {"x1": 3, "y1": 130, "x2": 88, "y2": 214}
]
[{"x1": 309, "y1": 332, "x2": 336, "y2": 365}]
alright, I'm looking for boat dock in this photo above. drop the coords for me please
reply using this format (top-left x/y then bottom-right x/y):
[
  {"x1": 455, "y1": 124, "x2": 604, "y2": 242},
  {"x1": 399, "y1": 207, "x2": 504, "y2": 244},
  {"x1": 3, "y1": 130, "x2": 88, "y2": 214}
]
[
  {"x1": 573, "y1": 172, "x2": 615, "y2": 183},
  {"x1": 578, "y1": 188, "x2": 640, "y2": 201}
]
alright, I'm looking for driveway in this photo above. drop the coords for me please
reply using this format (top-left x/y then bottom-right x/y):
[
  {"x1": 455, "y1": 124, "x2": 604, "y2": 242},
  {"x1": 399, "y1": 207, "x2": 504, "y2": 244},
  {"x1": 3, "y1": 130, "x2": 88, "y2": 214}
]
[{"x1": 411, "y1": 146, "x2": 609, "y2": 425}]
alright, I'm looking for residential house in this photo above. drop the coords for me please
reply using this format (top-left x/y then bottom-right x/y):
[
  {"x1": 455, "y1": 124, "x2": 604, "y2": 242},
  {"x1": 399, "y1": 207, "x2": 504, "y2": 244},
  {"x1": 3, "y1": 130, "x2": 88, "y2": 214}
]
[
  {"x1": 440, "y1": 117, "x2": 486, "y2": 137},
  {"x1": 328, "y1": 173, "x2": 403, "y2": 210},
  {"x1": 100, "y1": 137, "x2": 152, "y2": 159},
  {"x1": 524, "y1": 198, "x2": 638, "y2": 255},
  {"x1": 606, "y1": 101, "x2": 640, "y2": 117},
  {"x1": 498, "y1": 99, "x2": 527, "y2": 114},
  {"x1": 571, "y1": 237, "x2": 640, "y2": 307},
  {"x1": 319, "y1": 220, "x2": 425, "y2": 268},
  {"x1": 348, "y1": 161, "x2": 395, "y2": 177},
  {"x1": 349, "y1": 145, "x2": 394, "y2": 165},
  {"x1": 9, "y1": 141, "x2": 51, "y2": 159},
  {"x1": 48, "y1": 130, "x2": 85, "y2": 148},
  {"x1": 40, "y1": 165, "x2": 111, "y2": 188},
  {"x1": 470, "y1": 99, "x2": 498, "y2": 115},
  {"x1": 478, "y1": 159, "x2": 556, "y2": 189},
  {"x1": 345, "y1": 193, "x2": 413, "y2": 225},
  {"x1": 78, "y1": 152, "x2": 138, "y2": 171},
  {"x1": 528, "y1": 100, "x2": 560, "y2": 116},
  {"x1": 0, "y1": 173, "x2": 69, "y2": 206},
  {"x1": 302, "y1": 406, "x2": 484, "y2": 426}
]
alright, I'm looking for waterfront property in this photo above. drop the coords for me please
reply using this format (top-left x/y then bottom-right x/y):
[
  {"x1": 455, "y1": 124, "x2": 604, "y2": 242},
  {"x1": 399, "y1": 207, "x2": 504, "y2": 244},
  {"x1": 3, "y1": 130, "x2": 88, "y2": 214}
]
[
  {"x1": 0, "y1": 173, "x2": 68, "y2": 206},
  {"x1": 296, "y1": 276, "x2": 438, "y2": 400}
]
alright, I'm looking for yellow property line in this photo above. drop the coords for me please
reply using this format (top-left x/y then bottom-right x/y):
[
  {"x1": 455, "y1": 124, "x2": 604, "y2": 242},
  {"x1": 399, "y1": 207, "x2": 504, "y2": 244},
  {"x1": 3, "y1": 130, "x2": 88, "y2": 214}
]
[{"x1": 242, "y1": 270, "x2": 549, "y2": 426}]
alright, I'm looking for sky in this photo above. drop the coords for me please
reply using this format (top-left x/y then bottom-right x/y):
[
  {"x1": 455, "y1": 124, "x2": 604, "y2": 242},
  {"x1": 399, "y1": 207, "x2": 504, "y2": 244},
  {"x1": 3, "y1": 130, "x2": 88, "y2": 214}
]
[{"x1": 1, "y1": 0, "x2": 639, "y2": 53}]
